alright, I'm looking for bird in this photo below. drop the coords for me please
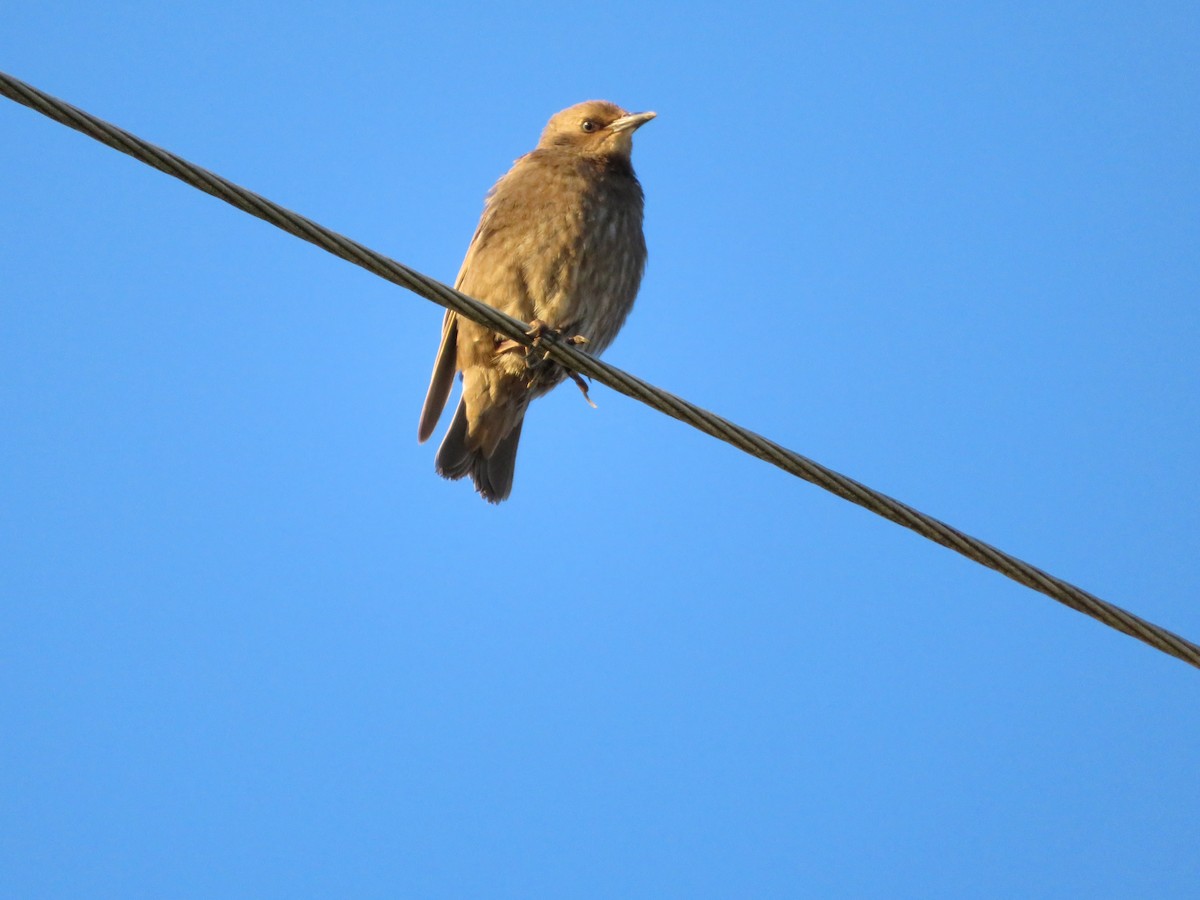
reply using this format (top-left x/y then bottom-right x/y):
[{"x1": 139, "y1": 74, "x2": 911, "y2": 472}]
[{"x1": 417, "y1": 100, "x2": 655, "y2": 503}]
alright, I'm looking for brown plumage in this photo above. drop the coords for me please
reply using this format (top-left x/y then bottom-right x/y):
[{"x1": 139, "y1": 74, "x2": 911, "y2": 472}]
[{"x1": 417, "y1": 100, "x2": 655, "y2": 503}]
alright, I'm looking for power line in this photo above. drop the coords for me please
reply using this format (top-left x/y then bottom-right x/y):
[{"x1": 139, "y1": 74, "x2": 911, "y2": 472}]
[{"x1": 2, "y1": 68, "x2": 1196, "y2": 671}]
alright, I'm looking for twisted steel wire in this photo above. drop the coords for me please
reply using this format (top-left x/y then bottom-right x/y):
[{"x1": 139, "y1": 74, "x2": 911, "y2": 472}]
[{"x1": 3, "y1": 69, "x2": 1196, "y2": 670}]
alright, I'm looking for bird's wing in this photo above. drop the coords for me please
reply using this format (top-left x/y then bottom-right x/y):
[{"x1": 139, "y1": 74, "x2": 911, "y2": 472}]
[
  {"x1": 418, "y1": 310, "x2": 459, "y2": 443},
  {"x1": 417, "y1": 202, "x2": 496, "y2": 443},
  {"x1": 417, "y1": 167, "x2": 523, "y2": 442}
]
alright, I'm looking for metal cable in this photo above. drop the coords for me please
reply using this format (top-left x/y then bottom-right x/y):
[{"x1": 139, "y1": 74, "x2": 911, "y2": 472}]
[{"x1": 3, "y1": 69, "x2": 1196, "y2": 670}]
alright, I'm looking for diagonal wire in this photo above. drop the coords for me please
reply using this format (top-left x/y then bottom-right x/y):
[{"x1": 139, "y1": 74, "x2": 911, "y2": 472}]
[{"x1": 2, "y1": 68, "x2": 1197, "y2": 671}]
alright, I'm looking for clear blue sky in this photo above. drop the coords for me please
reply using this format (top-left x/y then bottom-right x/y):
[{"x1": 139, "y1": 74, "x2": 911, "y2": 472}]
[{"x1": 3, "y1": 2, "x2": 1198, "y2": 897}]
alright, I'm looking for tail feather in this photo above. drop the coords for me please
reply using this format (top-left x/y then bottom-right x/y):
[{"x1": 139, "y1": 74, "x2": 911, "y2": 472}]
[
  {"x1": 434, "y1": 401, "x2": 474, "y2": 480},
  {"x1": 435, "y1": 400, "x2": 524, "y2": 504}
]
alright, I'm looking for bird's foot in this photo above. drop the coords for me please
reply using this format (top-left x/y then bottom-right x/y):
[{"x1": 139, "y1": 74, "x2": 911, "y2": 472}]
[
  {"x1": 500, "y1": 322, "x2": 595, "y2": 406},
  {"x1": 526, "y1": 319, "x2": 552, "y2": 347},
  {"x1": 529, "y1": 323, "x2": 594, "y2": 405},
  {"x1": 528, "y1": 320, "x2": 589, "y2": 356},
  {"x1": 495, "y1": 321, "x2": 587, "y2": 360}
]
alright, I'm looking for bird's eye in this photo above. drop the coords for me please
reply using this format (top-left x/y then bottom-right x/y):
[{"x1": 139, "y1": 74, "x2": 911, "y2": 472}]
[{"x1": 580, "y1": 119, "x2": 598, "y2": 133}]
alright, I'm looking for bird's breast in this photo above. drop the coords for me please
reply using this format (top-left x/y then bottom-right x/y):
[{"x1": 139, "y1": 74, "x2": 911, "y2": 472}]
[{"x1": 527, "y1": 173, "x2": 646, "y2": 354}]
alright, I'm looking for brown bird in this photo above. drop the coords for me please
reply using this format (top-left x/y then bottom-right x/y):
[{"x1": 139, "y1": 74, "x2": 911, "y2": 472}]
[{"x1": 417, "y1": 100, "x2": 655, "y2": 503}]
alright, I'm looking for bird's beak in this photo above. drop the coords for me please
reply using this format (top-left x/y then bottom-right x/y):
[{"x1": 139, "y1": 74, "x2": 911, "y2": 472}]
[{"x1": 608, "y1": 111, "x2": 657, "y2": 133}]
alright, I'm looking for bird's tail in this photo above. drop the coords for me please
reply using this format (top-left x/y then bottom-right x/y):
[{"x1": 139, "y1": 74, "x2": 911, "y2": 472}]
[{"x1": 434, "y1": 400, "x2": 524, "y2": 504}]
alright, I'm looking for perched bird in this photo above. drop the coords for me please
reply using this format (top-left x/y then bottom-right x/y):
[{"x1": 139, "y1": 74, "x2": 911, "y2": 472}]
[{"x1": 418, "y1": 100, "x2": 655, "y2": 503}]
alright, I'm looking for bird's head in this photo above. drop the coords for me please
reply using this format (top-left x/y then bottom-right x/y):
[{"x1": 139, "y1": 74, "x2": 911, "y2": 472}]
[{"x1": 537, "y1": 100, "x2": 656, "y2": 160}]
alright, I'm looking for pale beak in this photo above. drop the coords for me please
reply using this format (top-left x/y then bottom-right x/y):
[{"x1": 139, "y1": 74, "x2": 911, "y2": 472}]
[{"x1": 608, "y1": 111, "x2": 657, "y2": 133}]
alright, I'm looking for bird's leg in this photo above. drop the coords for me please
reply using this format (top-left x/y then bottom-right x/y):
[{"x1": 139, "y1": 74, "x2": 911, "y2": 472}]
[
  {"x1": 527, "y1": 319, "x2": 556, "y2": 360},
  {"x1": 526, "y1": 318, "x2": 551, "y2": 348}
]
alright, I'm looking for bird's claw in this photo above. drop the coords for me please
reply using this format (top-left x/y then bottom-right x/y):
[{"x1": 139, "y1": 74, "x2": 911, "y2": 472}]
[
  {"x1": 526, "y1": 319, "x2": 551, "y2": 349},
  {"x1": 526, "y1": 319, "x2": 590, "y2": 350},
  {"x1": 568, "y1": 371, "x2": 598, "y2": 409},
  {"x1": 495, "y1": 325, "x2": 586, "y2": 358}
]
